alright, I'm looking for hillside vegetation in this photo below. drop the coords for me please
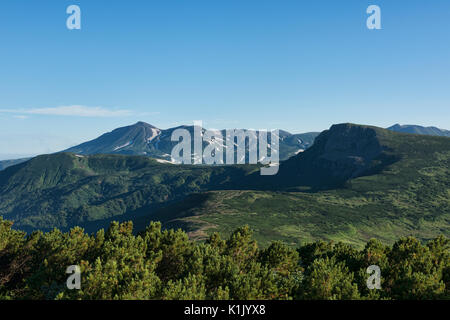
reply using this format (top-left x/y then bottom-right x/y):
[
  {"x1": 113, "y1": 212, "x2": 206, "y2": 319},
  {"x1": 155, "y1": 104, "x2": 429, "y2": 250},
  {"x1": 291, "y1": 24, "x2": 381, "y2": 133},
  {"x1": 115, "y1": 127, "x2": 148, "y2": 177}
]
[
  {"x1": 0, "y1": 153, "x2": 256, "y2": 233},
  {"x1": 0, "y1": 124, "x2": 449, "y2": 248},
  {"x1": 158, "y1": 124, "x2": 450, "y2": 247},
  {"x1": 1, "y1": 218, "x2": 449, "y2": 300}
]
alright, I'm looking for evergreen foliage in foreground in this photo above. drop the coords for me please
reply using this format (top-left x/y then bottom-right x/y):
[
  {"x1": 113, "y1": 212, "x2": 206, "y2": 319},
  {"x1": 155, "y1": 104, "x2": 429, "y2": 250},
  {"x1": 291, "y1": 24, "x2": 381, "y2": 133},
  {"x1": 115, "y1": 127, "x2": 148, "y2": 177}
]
[{"x1": 0, "y1": 217, "x2": 449, "y2": 300}]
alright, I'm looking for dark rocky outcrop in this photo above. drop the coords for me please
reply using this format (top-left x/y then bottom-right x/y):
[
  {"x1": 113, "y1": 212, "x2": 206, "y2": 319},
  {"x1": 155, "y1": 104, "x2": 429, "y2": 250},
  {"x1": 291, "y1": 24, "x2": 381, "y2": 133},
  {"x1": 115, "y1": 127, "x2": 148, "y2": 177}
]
[{"x1": 275, "y1": 123, "x2": 398, "y2": 188}]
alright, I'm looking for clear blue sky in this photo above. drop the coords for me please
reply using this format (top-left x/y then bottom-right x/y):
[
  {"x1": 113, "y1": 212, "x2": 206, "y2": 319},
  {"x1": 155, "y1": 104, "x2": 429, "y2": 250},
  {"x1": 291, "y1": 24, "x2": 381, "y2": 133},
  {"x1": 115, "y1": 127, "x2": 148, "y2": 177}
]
[{"x1": 0, "y1": 0, "x2": 449, "y2": 159}]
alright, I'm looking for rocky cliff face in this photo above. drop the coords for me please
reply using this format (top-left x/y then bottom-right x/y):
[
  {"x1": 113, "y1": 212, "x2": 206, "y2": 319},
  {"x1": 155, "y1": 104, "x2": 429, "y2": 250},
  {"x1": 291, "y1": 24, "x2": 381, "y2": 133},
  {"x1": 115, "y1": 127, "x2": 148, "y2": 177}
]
[
  {"x1": 277, "y1": 123, "x2": 395, "y2": 188},
  {"x1": 309, "y1": 124, "x2": 384, "y2": 178}
]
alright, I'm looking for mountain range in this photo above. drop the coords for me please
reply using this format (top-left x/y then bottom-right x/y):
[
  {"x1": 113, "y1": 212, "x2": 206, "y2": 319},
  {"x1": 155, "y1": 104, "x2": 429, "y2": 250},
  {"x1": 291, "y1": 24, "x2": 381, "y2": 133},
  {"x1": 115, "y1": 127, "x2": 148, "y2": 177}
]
[
  {"x1": 62, "y1": 121, "x2": 319, "y2": 162},
  {"x1": 0, "y1": 122, "x2": 319, "y2": 171},
  {"x1": 1, "y1": 123, "x2": 448, "y2": 247},
  {"x1": 387, "y1": 124, "x2": 450, "y2": 137},
  {"x1": 1, "y1": 122, "x2": 448, "y2": 171}
]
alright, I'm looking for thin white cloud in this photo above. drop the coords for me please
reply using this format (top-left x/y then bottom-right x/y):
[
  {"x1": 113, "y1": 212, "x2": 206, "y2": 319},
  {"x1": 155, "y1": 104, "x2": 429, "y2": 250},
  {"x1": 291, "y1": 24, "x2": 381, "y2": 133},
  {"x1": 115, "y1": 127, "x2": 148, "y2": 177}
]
[
  {"x1": 0, "y1": 105, "x2": 133, "y2": 118},
  {"x1": 12, "y1": 115, "x2": 29, "y2": 119}
]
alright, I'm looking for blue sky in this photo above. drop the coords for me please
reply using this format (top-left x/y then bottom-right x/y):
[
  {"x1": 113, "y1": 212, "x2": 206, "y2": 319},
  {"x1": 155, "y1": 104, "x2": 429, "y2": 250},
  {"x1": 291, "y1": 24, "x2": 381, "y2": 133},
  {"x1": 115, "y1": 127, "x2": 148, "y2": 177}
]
[{"x1": 0, "y1": 0, "x2": 449, "y2": 159}]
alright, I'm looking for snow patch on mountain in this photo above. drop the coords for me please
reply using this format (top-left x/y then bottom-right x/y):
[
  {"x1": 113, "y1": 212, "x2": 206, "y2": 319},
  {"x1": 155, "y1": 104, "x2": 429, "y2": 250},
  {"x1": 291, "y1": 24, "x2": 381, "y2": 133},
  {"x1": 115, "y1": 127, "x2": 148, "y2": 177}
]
[
  {"x1": 147, "y1": 128, "x2": 161, "y2": 142},
  {"x1": 113, "y1": 141, "x2": 132, "y2": 151}
]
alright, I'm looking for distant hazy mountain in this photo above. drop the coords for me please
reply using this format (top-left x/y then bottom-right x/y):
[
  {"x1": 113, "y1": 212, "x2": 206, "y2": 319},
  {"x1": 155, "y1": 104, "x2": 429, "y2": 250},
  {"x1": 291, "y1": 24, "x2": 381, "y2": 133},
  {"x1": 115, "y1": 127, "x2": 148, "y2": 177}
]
[
  {"x1": 0, "y1": 158, "x2": 31, "y2": 171},
  {"x1": 387, "y1": 124, "x2": 450, "y2": 137},
  {"x1": 63, "y1": 121, "x2": 320, "y2": 163}
]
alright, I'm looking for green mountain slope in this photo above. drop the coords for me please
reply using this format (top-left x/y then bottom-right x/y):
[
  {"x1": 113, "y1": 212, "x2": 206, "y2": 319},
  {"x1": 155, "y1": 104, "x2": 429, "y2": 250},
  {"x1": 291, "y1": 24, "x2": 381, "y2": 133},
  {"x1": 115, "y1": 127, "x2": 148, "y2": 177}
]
[
  {"x1": 155, "y1": 125, "x2": 450, "y2": 247},
  {"x1": 1, "y1": 123, "x2": 449, "y2": 248},
  {"x1": 0, "y1": 153, "x2": 256, "y2": 233}
]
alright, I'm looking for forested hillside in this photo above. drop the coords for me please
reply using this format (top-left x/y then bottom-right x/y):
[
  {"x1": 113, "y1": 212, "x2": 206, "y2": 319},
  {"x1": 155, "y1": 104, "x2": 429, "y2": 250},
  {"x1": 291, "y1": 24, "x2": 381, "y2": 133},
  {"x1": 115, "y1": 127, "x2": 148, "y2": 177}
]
[{"x1": 0, "y1": 153, "x2": 256, "y2": 233}]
